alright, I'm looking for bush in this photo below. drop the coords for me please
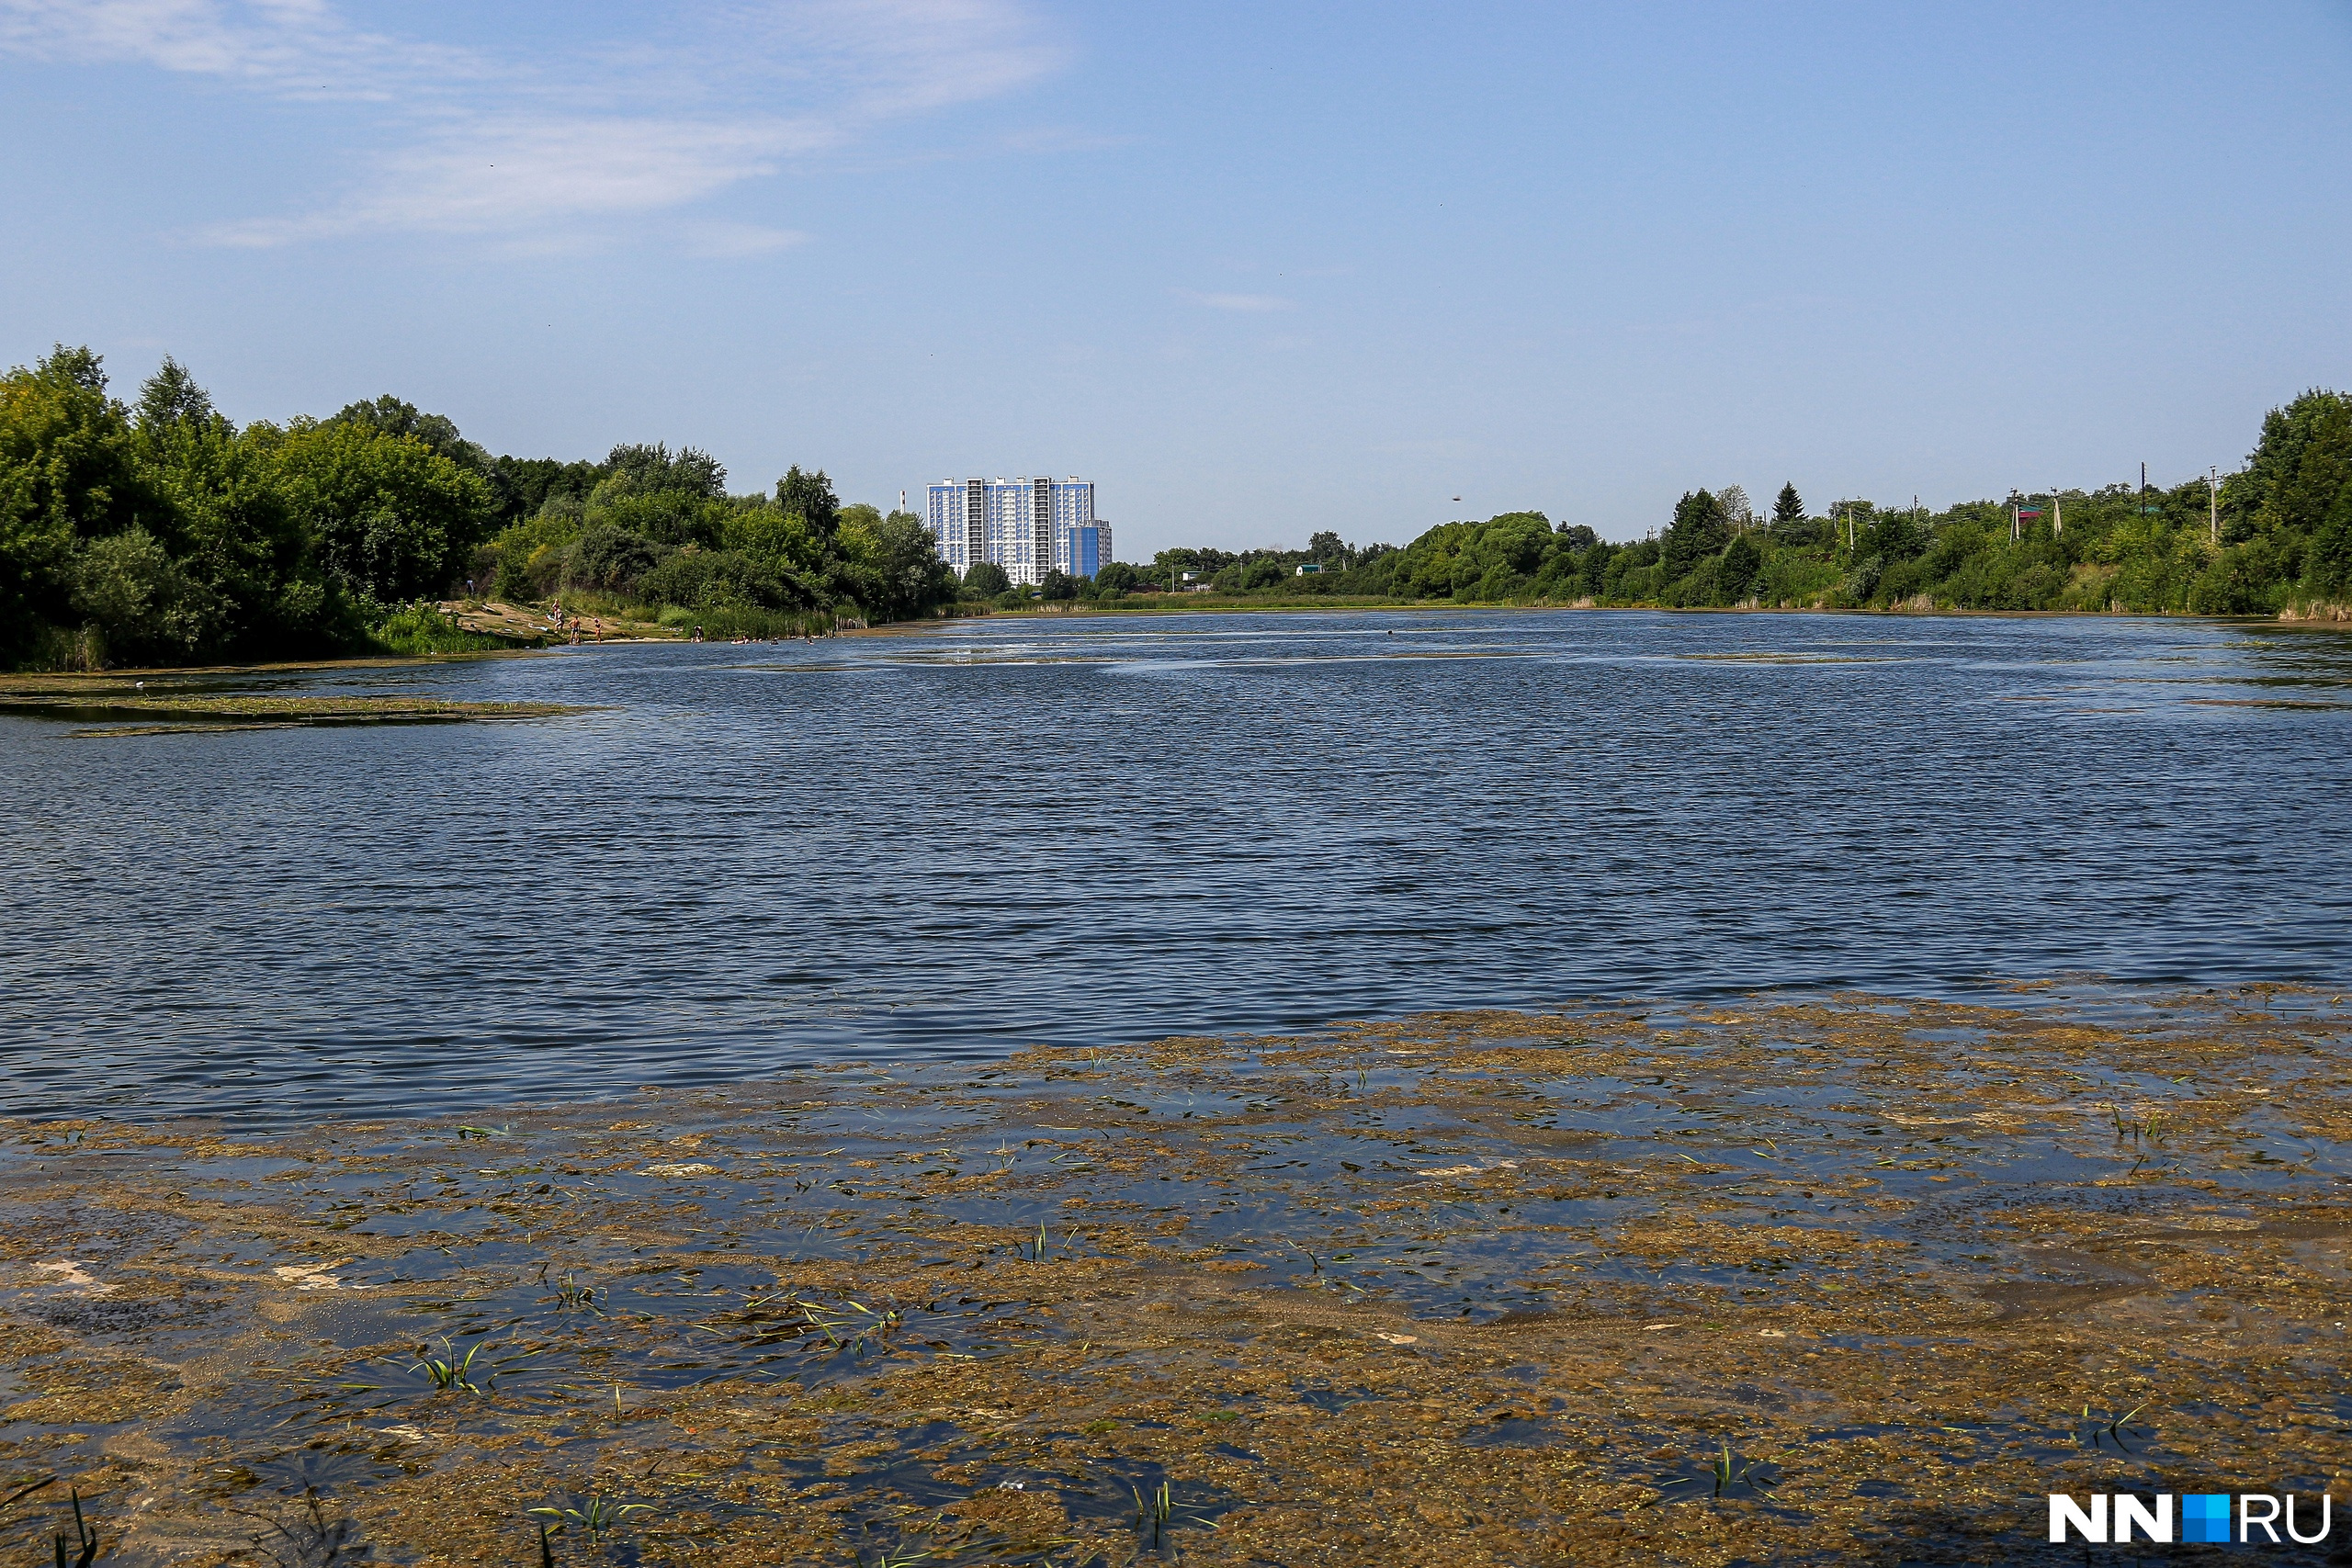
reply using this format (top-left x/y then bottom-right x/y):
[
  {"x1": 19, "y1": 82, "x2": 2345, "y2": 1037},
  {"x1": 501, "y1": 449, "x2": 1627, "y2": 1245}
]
[
  {"x1": 572, "y1": 525, "x2": 661, "y2": 592},
  {"x1": 372, "y1": 601, "x2": 506, "y2": 655},
  {"x1": 71, "y1": 527, "x2": 228, "y2": 664},
  {"x1": 637, "y1": 547, "x2": 786, "y2": 611}
]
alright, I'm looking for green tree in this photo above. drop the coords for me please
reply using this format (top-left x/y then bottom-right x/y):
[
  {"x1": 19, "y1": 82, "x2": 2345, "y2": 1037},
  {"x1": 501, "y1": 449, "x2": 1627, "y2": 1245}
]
[
  {"x1": 136, "y1": 356, "x2": 218, "y2": 434},
  {"x1": 1719, "y1": 533, "x2": 1762, "y2": 600},
  {"x1": 0, "y1": 346, "x2": 147, "y2": 652},
  {"x1": 333, "y1": 395, "x2": 492, "y2": 474},
  {"x1": 1663, "y1": 490, "x2": 1728, "y2": 578},
  {"x1": 261, "y1": 418, "x2": 496, "y2": 603},
  {"x1": 70, "y1": 525, "x2": 226, "y2": 664},
  {"x1": 137, "y1": 362, "x2": 335, "y2": 657},
  {"x1": 775, "y1": 466, "x2": 841, "y2": 539},
  {"x1": 963, "y1": 559, "x2": 1011, "y2": 597},
  {"x1": 605, "y1": 442, "x2": 726, "y2": 499},
  {"x1": 1094, "y1": 560, "x2": 1139, "y2": 593},
  {"x1": 1774, "y1": 482, "x2": 1804, "y2": 525}
]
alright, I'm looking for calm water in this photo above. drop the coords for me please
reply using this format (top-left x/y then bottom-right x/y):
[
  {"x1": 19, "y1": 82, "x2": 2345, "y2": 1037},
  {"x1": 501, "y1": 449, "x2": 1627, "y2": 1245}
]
[{"x1": 5, "y1": 609, "x2": 2350, "y2": 1124}]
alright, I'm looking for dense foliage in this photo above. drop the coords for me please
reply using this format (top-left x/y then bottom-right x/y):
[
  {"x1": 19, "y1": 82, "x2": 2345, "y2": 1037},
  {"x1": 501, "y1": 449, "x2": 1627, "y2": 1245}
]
[
  {"x1": 1, "y1": 347, "x2": 957, "y2": 669},
  {"x1": 14, "y1": 347, "x2": 2343, "y2": 663},
  {"x1": 1094, "y1": 390, "x2": 2352, "y2": 617}
]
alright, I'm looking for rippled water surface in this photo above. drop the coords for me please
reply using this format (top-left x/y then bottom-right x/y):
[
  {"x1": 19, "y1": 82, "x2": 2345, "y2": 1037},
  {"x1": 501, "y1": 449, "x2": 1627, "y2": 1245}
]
[{"x1": 6, "y1": 609, "x2": 2350, "y2": 1122}]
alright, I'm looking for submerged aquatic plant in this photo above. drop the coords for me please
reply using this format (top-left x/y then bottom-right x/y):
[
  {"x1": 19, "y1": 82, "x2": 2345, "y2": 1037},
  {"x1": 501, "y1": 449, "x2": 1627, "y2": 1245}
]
[
  {"x1": 242, "y1": 1488, "x2": 366, "y2": 1568},
  {"x1": 1130, "y1": 1481, "x2": 1216, "y2": 1549},
  {"x1": 2079, "y1": 1401, "x2": 2150, "y2": 1452},
  {"x1": 860, "y1": 1549, "x2": 937, "y2": 1568},
  {"x1": 549, "y1": 1273, "x2": 600, "y2": 1314},
  {"x1": 526, "y1": 1496, "x2": 650, "y2": 1542},
  {"x1": 52, "y1": 1490, "x2": 97, "y2": 1568},
  {"x1": 1709, "y1": 1438, "x2": 1775, "y2": 1495},
  {"x1": 411, "y1": 1339, "x2": 497, "y2": 1394},
  {"x1": 1134, "y1": 1481, "x2": 1174, "y2": 1549}
]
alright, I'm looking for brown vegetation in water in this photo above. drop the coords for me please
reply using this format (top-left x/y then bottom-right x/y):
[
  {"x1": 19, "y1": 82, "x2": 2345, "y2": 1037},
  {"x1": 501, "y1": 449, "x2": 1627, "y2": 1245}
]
[
  {"x1": 0, "y1": 988, "x2": 2346, "y2": 1564},
  {"x1": 0, "y1": 675, "x2": 583, "y2": 733}
]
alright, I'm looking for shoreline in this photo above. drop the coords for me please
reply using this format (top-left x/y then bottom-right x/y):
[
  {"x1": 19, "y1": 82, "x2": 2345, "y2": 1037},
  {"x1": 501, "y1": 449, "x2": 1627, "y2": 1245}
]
[
  {"x1": 2, "y1": 988, "x2": 2345, "y2": 1565},
  {"x1": 5, "y1": 600, "x2": 2340, "y2": 683}
]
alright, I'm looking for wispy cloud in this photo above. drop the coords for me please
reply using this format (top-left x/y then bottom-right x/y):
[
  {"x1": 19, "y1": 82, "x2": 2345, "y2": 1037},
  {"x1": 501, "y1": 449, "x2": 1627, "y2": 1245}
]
[
  {"x1": 1178, "y1": 289, "x2": 1294, "y2": 312},
  {"x1": 0, "y1": 0, "x2": 1064, "y2": 246},
  {"x1": 0, "y1": 0, "x2": 484, "y2": 99}
]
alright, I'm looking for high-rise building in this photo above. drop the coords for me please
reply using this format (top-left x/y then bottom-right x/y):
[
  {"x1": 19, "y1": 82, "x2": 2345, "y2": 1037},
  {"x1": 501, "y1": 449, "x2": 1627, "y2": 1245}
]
[{"x1": 927, "y1": 477, "x2": 1112, "y2": 586}]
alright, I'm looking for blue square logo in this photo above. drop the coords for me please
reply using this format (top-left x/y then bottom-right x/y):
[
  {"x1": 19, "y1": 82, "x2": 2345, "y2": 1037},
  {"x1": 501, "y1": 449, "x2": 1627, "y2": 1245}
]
[{"x1": 2181, "y1": 1493, "x2": 2232, "y2": 1544}]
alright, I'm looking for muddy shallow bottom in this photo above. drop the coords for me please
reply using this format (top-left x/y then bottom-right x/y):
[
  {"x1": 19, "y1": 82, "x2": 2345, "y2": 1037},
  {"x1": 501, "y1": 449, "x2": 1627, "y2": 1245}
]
[{"x1": 3, "y1": 987, "x2": 2348, "y2": 1565}]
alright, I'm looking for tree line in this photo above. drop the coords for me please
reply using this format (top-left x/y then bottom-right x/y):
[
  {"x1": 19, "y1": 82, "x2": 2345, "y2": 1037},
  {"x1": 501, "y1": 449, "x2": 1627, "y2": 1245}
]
[
  {"x1": 1096, "y1": 389, "x2": 2352, "y2": 616},
  {"x1": 10, "y1": 347, "x2": 2345, "y2": 669},
  {"x1": 0, "y1": 346, "x2": 957, "y2": 669}
]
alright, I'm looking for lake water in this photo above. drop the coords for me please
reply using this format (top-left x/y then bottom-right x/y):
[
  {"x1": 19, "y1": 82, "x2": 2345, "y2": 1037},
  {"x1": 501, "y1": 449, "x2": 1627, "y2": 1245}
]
[{"x1": 6, "y1": 609, "x2": 2349, "y2": 1125}]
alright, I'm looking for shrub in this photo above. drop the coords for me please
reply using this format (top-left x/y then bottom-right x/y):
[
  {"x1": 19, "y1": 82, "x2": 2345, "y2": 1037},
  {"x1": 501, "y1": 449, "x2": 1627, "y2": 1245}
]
[{"x1": 372, "y1": 601, "x2": 506, "y2": 655}]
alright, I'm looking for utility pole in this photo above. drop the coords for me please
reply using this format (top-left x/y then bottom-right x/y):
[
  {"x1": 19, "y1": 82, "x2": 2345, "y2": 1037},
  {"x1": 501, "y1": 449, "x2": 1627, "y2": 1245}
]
[
  {"x1": 2052, "y1": 490, "x2": 2063, "y2": 536},
  {"x1": 2208, "y1": 468, "x2": 2221, "y2": 545}
]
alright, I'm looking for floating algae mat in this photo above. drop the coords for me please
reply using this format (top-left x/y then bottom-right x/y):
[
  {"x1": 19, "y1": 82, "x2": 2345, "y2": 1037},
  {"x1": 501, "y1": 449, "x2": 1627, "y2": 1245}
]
[
  {"x1": 3, "y1": 990, "x2": 2350, "y2": 1564},
  {"x1": 0, "y1": 676, "x2": 583, "y2": 735}
]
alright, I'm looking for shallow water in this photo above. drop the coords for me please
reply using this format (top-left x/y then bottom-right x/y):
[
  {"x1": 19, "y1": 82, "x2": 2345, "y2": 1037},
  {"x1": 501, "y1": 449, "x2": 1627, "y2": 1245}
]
[
  {"x1": 4, "y1": 609, "x2": 2350, "y2": 1123},
  {"x1": 4, "y1": 994, "x2": 2347, "y2": 1566}
]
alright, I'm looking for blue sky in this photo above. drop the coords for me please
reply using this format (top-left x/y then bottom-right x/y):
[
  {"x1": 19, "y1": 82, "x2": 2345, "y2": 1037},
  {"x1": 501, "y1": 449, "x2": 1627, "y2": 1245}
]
[{"x1": 3, "y1": 2, "x2": 2347, "y2": 551}]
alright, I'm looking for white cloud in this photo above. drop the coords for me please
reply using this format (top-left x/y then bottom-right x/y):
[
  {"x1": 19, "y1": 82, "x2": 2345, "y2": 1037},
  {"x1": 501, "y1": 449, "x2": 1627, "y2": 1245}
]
[
  {"x1": 1178, "y1": 290, "x2": 1294, "y2": 312},
  {"x1": 0, "y1": 0, "x2": 1062, "y2": 245},
  {"x1": 0, "y1": 0, "x2": 482, "y2": 99},
  {"x1": 680, "y1": 221, "x2": 812, "y2": 259}
]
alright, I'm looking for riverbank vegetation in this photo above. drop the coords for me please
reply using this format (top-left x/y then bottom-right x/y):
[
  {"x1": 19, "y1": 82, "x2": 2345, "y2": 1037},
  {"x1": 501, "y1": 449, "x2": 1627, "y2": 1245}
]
[
  {"x1": 1, "y1": 347, "x2": 956, "y2": 670},
  {"x1": 1084, "y1": 388, "x2": 2352, "y2": 618},
  {"x1": 14, "y1": 345, "x2": 2345, "y2": 667}
]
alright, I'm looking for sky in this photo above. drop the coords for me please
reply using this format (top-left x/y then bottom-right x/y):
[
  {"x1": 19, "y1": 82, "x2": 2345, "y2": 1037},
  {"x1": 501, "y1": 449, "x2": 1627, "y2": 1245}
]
[{"x1": 3, "y1": 1, "x2": 2348, "y2": 552}]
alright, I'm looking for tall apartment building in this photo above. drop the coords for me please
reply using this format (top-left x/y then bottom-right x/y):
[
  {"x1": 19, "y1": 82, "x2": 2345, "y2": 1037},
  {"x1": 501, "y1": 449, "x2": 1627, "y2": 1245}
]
[{"x1": 927, "y1": 477, "x2": 1113, "y2": 586}]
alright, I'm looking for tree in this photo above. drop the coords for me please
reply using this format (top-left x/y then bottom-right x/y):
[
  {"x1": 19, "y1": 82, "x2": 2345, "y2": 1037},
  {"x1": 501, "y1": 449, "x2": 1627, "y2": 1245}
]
[
  {"x1": 1662, "y1": 490, "x2": 1728, "y2": 578},
  {"x1": 333, "y1": 395, "x2": 492, "y2": 474},
  {"x1": 573, "y1": 525, "x2": 661, "y2": 590},
  {"x1": 606, "y1": 442, "x2": 726, "y2": 500},
  {"x1": 136, "y1": 357, "x2": 220, "y2": 434},
  {"x1": 2236, "y1": 392, "x2": 2352, "y2": 598},
  {"x1": 2310, "y1": 485, "x2": 2352, "y2": 598},
  {"x1": 0, "y1": 346, "x2": 147, "y2": 649},
  {"x1": 262, "y1": 418, "x2": 496, "y2": 603},
  {"x1": 841, "y1": 508, "x2": 956, "y2": 621},
  {"x1": 1040, "y1": 569, "x2": 1078, "y2": 602},
  {"x1": 1717, "y1": 485, "x2": 1752, "y2": 532},
  {"x1": 1306, "y1": 529, "x2": 1346, "y2": 561},
  {"x1": 964, "y1": 560, "x2": 1010, "y2": 596},
  {"x1": 775, "y1": 466, "x2": 840, "y2": 540},
  {"x1": 495, "y1": 457, "x2": 603, "y2": 522},
  {"x1": 141, "y1": 400, "x2": 332, "y2": 657},
  {"x1": 1719, "y1": 532, "x2": 1762, "y2": 601},
  {"x1": 1774, "y1": 483, "x2": 1804, "y2": 525},
  {"x1": 1095, "y1": 560, "x2": 1139, "y2": 593},
  {"x1": 70, "y1": 525, "x2": 226, "y2": 663}
]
